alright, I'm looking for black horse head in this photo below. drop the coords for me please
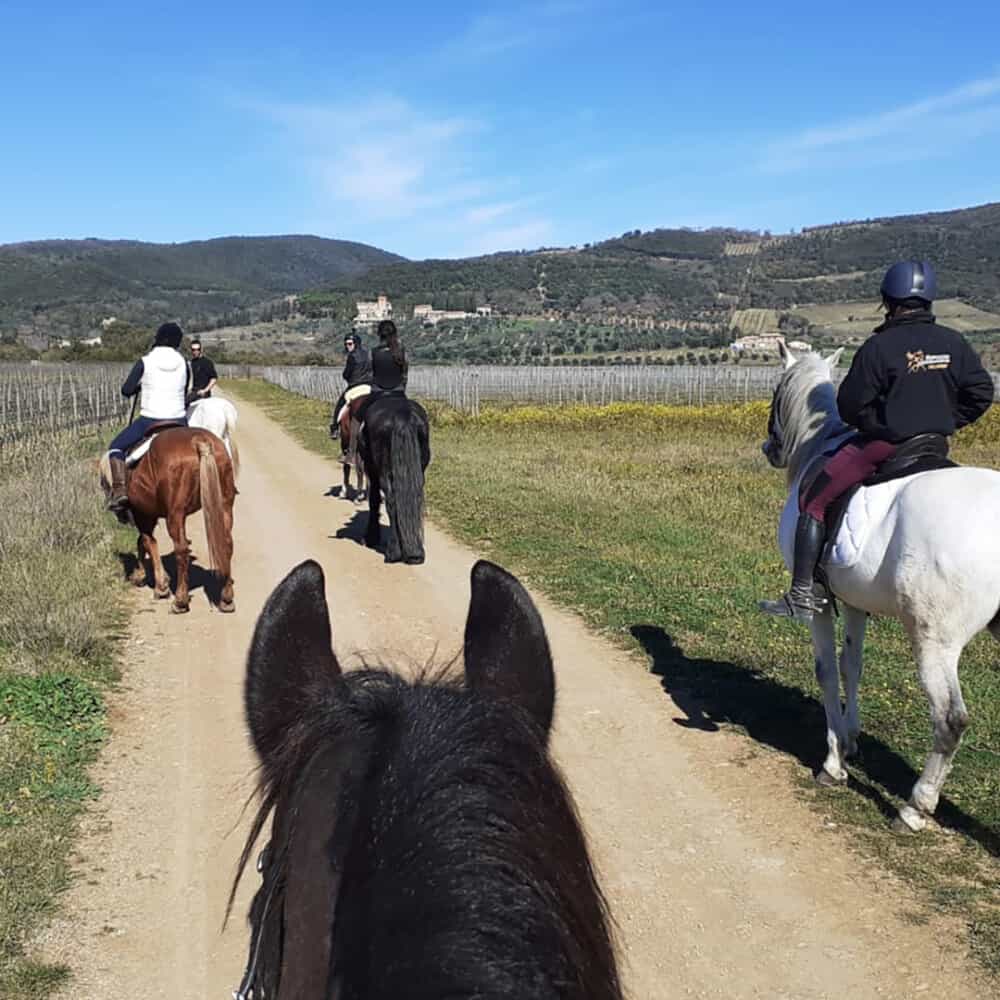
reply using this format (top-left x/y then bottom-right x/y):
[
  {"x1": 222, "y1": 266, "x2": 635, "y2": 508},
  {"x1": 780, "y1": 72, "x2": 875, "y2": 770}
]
[{"x1": 234, "y1": 559, "x2": 621, "y2": 1000}]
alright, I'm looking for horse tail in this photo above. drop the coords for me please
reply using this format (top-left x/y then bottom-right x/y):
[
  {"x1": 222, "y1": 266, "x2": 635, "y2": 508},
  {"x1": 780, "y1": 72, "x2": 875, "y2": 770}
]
[
  {"x1": 390, "y1": 413, "x2": 425, "y2": 561},
  {"x1": 196, "y1": 439, "x2": 228, "y2": 575},
  {"x1": 223, "y1": 399, "x2": 240, "y2": 482}
]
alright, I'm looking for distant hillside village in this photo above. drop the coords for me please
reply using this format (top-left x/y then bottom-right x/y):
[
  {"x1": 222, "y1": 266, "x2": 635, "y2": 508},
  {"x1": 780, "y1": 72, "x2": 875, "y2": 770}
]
[{"x1": 354, "y1": 295, "x2": 493, "y2": 327}]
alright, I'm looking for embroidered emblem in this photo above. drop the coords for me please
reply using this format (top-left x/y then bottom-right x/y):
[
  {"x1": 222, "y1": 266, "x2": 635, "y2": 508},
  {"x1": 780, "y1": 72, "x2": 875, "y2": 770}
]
[{"x1": 906, "y1": 350, "x2": 951, "y2": 373}]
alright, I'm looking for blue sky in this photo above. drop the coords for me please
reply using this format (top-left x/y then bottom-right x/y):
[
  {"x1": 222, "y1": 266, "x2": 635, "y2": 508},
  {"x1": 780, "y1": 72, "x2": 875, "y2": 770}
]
[{"x1": 2, "y1": 0, "x2": 999, "y2": 259}]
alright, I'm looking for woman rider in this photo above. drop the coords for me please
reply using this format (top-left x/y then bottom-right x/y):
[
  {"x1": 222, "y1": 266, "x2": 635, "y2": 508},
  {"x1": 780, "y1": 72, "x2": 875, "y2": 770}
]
[
  {"x1": 105, "y1": 322, "x2": 189, "y2": 517},
  {"x1": 759, "y1": 260, "x2": 994, "y2": 622},
  {"x1": 362, "y1": 319, "x2": 408, "y2": 414}
]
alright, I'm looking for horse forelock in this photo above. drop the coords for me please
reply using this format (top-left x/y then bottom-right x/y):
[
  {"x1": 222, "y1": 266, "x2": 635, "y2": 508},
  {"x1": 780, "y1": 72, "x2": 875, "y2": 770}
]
[{"x1": 237, "y1": 665, "x2": 621, "y2": 999}]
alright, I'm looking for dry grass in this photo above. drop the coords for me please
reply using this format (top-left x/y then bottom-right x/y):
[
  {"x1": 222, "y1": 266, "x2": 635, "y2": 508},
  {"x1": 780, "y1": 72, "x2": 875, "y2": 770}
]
[{"x1": 0, "y1": 431, "x2": 127, "y2": 997}]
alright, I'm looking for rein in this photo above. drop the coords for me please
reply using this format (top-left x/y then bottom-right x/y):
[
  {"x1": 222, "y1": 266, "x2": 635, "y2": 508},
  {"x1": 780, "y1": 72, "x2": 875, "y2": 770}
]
[{"x1": 233, "y1": 842, "x2": 280, "y2": 1000}]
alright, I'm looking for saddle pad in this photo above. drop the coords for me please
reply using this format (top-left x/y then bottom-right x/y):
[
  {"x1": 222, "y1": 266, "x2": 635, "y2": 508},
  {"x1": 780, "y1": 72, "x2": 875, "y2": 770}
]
[
  {"x1": 125, "y1": 435, "x2": 155, "y2": 467},
  {"x1": 778, "y1": 477, "x2": 905, "y2": 571}
]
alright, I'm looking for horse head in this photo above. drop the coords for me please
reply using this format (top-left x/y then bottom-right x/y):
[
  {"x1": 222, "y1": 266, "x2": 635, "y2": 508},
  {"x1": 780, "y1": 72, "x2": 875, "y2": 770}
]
[
  {"x1": 763, "y1": 341, "x2": 845, "y2": 478},
  {"x1": 235, "y1": 559, "x2": 620, "y2": 999}
]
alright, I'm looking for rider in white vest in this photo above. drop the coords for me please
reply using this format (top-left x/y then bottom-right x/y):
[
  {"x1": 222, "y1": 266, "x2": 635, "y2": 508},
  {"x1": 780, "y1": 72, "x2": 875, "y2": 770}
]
[{"x1": 105, "y1": 322, "x2": 189, "y2": 516}]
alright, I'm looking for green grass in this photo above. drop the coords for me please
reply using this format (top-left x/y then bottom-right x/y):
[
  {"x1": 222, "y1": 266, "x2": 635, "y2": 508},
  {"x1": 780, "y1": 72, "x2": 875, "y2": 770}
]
[
  {"x1": 0, "y1": 429, "x2": 128, "y2": 998},
  {"x1": 230, "y1": 377, "x2": 1000, "y2": 977}
]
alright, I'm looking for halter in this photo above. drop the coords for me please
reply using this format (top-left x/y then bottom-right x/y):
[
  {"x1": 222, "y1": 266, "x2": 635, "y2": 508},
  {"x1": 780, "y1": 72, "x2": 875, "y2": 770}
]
[{"x1": 233, "y1": 842, "x2": 280, "y2": 1000}]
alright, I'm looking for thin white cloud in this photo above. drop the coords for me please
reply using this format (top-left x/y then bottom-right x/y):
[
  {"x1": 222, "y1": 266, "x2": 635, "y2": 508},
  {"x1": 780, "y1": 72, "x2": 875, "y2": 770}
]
[
  {"x1": 762, "y1": 72, "x2": 1000, "y2": 172},
  {"x1": 441, "y1": 2, "x2": 593, "y2": 61},
  {"x1": 246, "y1": 94, "x2": 553, "y2": 256}
]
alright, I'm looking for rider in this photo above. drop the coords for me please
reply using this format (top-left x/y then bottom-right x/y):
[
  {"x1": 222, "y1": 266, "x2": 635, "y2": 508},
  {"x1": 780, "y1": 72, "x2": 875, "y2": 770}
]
[
  {"x1": 330, "y1": 330, "x2": 372, "y2": 439},
  {"x1": 760, "y1": 260, "x2": 994, "y2": 622},
  {"x1": 105, "y1": 321, "x2": 189, "y2": 516},
  {"x1": 369, "y1": 319, "x2": 408, "y2": 399}
]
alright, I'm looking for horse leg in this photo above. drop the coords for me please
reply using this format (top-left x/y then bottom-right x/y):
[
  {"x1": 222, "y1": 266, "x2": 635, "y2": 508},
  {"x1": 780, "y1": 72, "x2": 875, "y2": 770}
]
[
  {"x1": 365, "y1": 468, "x2": 382, "y2": 549},
  {"x1": 135, "y1": 516, "x2": 169, "y2": 597},
  {"x1": 895, "y1": 636, "x2": 967, "y2": 833},
  {"x1": 840, "y1": 605, "x2": 868, "y2": 759},
  {"x1": 811, "y1": 608, "x2": 849, "y2": 785},
  {"x1": 167, "y1": 513, "x2": 191, "y2": 613}
]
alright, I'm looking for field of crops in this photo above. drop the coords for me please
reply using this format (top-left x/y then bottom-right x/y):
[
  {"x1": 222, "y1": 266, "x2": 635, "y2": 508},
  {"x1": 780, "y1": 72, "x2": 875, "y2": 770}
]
[
  {"x1": 248, "y1": 362, "x2": 792, "y2": 412},
  {"x1": 0, "y1": 363, "x2": 130, "y2": 451}
]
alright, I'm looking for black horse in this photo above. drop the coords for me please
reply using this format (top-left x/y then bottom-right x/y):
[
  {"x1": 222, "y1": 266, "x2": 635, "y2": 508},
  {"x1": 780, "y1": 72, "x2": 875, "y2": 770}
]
[
  {"x1": 358, "y1": 394, "x2": 430, "y2": 564},
  {"x1": 233, "y1": 559, "x2": 622, "y2": 1000}
]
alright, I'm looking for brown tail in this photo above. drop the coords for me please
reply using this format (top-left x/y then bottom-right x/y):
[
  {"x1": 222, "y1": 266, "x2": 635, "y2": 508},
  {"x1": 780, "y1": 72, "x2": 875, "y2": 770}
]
[{"x1": 197, "y1": 440, "x2": 229, "y2": 575}]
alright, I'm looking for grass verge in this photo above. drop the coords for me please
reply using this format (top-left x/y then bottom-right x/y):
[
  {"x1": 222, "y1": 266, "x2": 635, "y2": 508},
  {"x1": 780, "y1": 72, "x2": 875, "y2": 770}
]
[
  {"x1": 0, "y1": 431, "x2": 129, "y2": 998},
  {"x1": 230, "y1": 378, "x2": 1000, "y2": 975}
]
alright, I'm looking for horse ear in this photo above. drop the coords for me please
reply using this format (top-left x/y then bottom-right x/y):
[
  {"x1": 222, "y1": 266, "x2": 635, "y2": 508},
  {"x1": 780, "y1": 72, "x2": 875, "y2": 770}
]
[
  {"x1": 778, "y1": 339, "x2": 797, "y2": 370},
  {"x1": 245, "y1": 560, "x2": 342, "y2": 766},
  {"x1": 463, "y1": 560, "x2": 555, "y2": 738},
  {"x1": 825, "y1": 347, "x2": 845, "y2": 370}
]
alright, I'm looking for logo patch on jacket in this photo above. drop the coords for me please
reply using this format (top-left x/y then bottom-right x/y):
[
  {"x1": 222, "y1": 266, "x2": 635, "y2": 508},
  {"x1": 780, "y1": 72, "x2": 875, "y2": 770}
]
[{"x1": 906, "y1": 350, "x2": 951, "y2": 373}]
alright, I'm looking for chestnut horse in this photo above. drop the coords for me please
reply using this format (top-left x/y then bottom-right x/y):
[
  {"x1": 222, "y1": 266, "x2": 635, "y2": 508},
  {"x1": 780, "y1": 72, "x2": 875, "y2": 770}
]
[{"x1": 100, "y1": 428, "x2": 236, "y2": 614}]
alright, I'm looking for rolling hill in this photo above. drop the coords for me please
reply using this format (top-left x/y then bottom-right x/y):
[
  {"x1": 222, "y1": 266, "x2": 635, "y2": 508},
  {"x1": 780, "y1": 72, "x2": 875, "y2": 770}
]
[{"x1": 0, "y1": 235, "x2": 402, "y2": 343}]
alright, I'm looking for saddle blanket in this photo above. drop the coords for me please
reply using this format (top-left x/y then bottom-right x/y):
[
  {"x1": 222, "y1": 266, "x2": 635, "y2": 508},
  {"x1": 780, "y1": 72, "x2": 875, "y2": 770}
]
[
  {"x1": 778, "y1": 477, "x2": 907, "y2": 571},
  {"x1": 125, "y1": 435, "x2": 156, "y2": 467}
]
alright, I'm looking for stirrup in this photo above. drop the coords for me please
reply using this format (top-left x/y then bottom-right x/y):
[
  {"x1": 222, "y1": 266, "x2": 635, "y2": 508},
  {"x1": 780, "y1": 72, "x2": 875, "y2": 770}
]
[{"x1": 759, "y1": 590, "x2": 827, "y2": 621}]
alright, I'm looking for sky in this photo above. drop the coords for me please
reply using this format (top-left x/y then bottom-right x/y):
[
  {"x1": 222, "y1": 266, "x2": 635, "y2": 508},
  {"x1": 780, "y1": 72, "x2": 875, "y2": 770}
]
[{"x1": 2, "y1": 0, "x2": 999, "y2": 259}]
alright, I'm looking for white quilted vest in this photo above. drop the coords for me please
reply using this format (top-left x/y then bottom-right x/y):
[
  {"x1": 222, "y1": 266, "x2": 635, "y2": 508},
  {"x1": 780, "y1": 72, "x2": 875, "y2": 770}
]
[{"x1": 140, "y1": 346, "x2": 188, "y2": 419}]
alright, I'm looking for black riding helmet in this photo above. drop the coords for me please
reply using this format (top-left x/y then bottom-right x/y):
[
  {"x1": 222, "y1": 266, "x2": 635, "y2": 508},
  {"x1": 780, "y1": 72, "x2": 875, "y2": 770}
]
[{"x1": 880, "y1": 260, "x2": 936, "y2": 307}]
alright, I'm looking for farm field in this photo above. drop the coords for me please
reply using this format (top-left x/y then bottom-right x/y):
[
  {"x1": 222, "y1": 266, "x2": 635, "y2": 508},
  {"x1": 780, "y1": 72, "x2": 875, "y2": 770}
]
[
  {"x1": 230, "y1": 377, "x2": 1000, "y2": 978},
  {"x1": 796, "y1": 297, "x2": 1000, "y2": 338}
]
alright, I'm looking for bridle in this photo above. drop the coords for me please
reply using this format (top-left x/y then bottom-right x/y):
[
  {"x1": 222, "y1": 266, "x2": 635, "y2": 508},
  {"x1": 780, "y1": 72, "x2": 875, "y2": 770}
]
[{"x1": 233, "y1": 842, "x2": 281, "y2": 1000}]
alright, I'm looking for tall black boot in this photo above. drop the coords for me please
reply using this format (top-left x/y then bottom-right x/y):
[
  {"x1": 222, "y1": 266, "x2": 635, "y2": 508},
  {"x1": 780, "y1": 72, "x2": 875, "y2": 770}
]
[{"x1": 759, "y1": 513, "x2": 829, "y2": 621}]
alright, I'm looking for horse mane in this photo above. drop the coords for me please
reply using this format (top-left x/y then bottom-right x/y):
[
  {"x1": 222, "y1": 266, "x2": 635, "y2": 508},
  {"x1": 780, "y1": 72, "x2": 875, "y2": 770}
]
[
  {"x1": 233, "y1": 664, "x2": 622, "y2": 1000},
  {"x1": 775, "y1": 353, "x2": 849, "y2": 480}
]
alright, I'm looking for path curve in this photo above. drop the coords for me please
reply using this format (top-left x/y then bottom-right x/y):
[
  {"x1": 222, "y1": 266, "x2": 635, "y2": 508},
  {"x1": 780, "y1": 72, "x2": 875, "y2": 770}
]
[{"x1": 38, "y1": 397, "x2": 987, "y2": 999}]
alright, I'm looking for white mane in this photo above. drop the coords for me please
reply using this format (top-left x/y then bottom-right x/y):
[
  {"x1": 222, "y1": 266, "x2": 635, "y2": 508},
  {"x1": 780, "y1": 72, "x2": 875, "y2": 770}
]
[{"x1": 774, "y1": 348, "x2": 849, "y2": 483}]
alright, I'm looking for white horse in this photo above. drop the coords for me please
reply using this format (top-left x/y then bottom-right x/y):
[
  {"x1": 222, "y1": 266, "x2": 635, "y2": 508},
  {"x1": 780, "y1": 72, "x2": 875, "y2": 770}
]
[
  {"x1": 187, "y1": 396, "x2": 240, "y2": 481},
  {"x1": 763, "y1": 343, "x2": 1000, "y2": 833}
]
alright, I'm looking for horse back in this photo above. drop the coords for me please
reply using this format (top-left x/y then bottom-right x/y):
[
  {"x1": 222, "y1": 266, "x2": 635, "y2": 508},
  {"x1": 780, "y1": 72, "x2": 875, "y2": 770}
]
[{"x1": 130, "y1": 427, "x2": 235, "y2": 515}]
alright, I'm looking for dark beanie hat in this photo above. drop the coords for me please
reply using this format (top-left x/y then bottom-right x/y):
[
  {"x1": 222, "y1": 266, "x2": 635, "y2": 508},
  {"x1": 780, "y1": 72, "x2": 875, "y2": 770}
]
[{"x1": 155, "y1": 322, "x2": 183, "y2": 348}]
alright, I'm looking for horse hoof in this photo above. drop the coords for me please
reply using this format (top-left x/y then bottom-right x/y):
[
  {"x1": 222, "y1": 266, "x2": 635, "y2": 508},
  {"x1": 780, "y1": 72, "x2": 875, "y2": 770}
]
[
  {"x1": 170, "y1": 603, "x2": 190, "y2": 615},
  {"x1": 891, "y1": 816, "x2": 919, "y2": 836},
  {"x1": 218, "y1": 600, "x2": 235, "y2": 614},
  {"x1": 155, "y1": 588, "x2": 171, "y2": 600},
  {"x1": 404, "y1": 555, "x2": 425, "y2": 565},
  {"x1": 814, "y1": 769, "x2": 846, "y2": 788}
]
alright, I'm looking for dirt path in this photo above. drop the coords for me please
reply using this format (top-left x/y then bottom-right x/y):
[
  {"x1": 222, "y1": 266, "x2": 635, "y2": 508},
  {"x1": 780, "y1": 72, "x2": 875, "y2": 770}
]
[{"x1": 39, "y1": 398, "x2": 988, "y2": 999}]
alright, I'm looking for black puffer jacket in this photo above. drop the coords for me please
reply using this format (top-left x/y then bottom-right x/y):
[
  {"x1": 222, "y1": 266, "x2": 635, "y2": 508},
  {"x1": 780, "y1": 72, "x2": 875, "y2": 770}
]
[{"x1": 837, "y1": 310, "x2": 994, "y2": 442}]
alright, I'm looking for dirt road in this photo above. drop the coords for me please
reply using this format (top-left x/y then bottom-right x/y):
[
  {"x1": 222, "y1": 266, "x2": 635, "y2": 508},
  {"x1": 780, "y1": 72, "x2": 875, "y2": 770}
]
[{"x1": 39, "y1": 398, "x2": 987, "y2": 999}]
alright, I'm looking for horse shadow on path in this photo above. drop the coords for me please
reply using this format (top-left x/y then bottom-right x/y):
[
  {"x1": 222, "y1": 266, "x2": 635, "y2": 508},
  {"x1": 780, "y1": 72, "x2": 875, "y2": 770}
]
[
  {"x1": 629, "y1": 624, "x2": 1000, "y2": 857},
  {"x1": 117, "y1": 550, "x2": 223, "y2": 606}
]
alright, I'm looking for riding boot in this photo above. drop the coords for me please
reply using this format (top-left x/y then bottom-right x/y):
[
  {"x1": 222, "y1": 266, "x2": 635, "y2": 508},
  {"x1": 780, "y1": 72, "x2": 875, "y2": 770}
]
[
  {"x1": 759, "y1": 512, "x2": 829, "y2": 622},
  {"x1": 330, "y1": 422, "x2": 340, "y2": 440},
  {"x1": 106, "y1": 455, "x2": 129, "y2": 516}
]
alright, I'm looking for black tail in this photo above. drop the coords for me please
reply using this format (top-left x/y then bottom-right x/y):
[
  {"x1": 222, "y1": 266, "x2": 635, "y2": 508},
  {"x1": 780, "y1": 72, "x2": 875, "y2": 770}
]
[{"x1": 390, "y1": 413, "x2": 425, "y2": 563}]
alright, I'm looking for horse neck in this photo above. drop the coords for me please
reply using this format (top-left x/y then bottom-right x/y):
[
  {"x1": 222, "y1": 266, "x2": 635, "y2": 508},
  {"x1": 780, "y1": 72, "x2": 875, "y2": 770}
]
[{"x1": 784, "y1": 379, "x2": 849, "y2": 486}]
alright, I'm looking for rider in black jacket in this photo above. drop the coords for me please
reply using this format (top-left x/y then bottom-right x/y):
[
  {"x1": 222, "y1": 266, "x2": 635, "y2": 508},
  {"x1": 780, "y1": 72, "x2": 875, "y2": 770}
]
[
  {"x1": 330, "y1": 331, "x2": 373, "y2": 438},
  {"x1": 760, "y1": 260, "x2": 994, "y2": 623}
]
